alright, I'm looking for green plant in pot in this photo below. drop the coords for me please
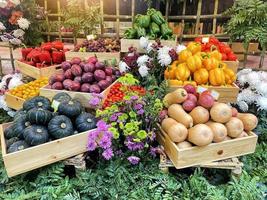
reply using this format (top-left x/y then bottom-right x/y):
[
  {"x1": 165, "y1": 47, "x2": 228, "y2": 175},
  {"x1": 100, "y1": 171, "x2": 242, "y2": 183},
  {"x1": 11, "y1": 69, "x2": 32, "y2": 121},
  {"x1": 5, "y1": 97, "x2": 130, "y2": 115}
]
[
  {"x1": 63, "y1": 0, "x2": 100, "y2": 45},
  {"x1": 224, "y1": 0, "x2": 267, "y2": 67}
]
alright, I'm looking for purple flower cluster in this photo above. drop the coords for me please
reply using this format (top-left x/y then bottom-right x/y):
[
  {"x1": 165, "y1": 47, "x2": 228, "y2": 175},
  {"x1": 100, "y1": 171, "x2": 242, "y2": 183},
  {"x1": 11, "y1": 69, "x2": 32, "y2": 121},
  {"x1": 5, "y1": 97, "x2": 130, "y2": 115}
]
[
  {"x1": 89, "y1": 94, "x2": 103, "y2": 108},
  {"x1": 125, "y1": 136, "x2": 144, "y2": 151},
  {"x1": 127, "y1": 156, "x2": 140, "y2": 165}
]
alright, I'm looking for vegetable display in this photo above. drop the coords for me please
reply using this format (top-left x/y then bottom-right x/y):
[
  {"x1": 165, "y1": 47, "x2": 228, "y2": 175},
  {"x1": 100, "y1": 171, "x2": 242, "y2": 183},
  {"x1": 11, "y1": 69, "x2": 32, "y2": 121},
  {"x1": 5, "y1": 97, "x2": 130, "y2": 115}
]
[
  {"x1": 165, "y1": 40, "x2": 237, "y2": 86},
  {"x1": 19, "y1": 41, "x2": 68, "y2": 68},
  {"x1": 74, "y1": 38, "x2": 120, "y2": 52},
  {"x1": 124, "y1": 9, "x2": 173, "y2": 40},
  {"x1": 161, "y1": 84, "x2": 258, "y2": 147},
  {"x1": 8, "y1": 78, "x2": 48, "y2": 100},
  {"x1": 4, "y1": 94, "x2": 96, "y2": 153},
  {"x1": 48, "y1": 57, "x2": 121, "y2": 93}
]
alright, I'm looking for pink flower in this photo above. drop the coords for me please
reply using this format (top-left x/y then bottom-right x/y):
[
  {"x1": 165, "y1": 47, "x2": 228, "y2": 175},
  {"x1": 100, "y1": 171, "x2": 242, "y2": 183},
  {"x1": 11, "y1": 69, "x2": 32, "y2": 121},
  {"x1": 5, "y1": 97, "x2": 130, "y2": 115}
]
[
  {"x1": 102, "y1": 148, "x2": 114, "y2": 160},
  {"x1": 127, "y1": 156, "x2": 140, "y2": 165}
]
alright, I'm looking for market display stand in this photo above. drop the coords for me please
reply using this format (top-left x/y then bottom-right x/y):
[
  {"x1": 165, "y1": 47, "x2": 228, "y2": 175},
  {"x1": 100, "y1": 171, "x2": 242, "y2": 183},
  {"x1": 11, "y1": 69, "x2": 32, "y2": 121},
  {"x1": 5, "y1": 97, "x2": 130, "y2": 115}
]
[{"x1": 4, "y1": 92, "x2": 25, "y2": 111}]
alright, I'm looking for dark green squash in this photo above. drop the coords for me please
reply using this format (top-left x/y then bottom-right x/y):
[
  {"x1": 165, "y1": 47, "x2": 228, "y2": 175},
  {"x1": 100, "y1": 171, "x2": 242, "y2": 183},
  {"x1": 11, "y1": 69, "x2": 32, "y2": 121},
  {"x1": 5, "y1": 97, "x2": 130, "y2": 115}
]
[
  {"x1": 27, "y1": 108, "x2": 53, "y2": 125},
  {"x1": 14, "y1": 109, "x2": 27, "y2": 121},
  {"x1": 75, "y1": 112, "x2": 96, "y2": 132},
  {"x1": 4, "y1": 125, "x2": 16, "y2": 139},
  {"x1": 58, "y1": 100, "x2": 82, "y2": 118},
  {"x1": 73, "y1": 130, "x2": 79, "y2": 135},
  {"x1": 52, "y1": 92, "x2": 72, "y2": 103},
  {"x1": 6, "y1": 137, "x2": 20, "y2": 149},
  {"x1": 23, "y1": 96, "x2": 52, "y2": 111},
  {"x1": 7, "y1": 140, "x2": 29, "y2": 153},
  {"x1": 13, "y1": 116, "x2": 31, "y2": 139},
  {"x1": 48, "y1": 115, "x2": 74, "y2": 139},
  {"x1": 23, "y1": 125, "x2": 49, "y2": 146}
]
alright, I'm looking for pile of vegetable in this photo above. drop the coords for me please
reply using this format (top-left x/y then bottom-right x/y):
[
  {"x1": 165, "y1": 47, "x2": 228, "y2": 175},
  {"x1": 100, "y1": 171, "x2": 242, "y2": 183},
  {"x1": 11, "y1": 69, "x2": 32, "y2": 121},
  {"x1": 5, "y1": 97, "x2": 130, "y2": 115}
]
[
  {"x1": 19, "y1": 41, "x2": 67, "y2": 68},
  {"x1": 48, "y1": 56, "x2": 121, "y2": 93},
  {"x1": 74, "y1": 38, "x2": 120, "y2": 52},
  {"x1": 165, "y1": 42, "x2": 237, "y2": 86},
  {"x1": 194, "y1": 36, "x2": 237, "y2": 61},
  {"x1": 8, "y1": 77, "x2": 48, "y2": 100},
  {"x1": 124, "y1": 8, "x2": 173, "y2": 40},
  {"x1": 4, "y1": 94, "x2": 96, "y2": 153},
  {"x1": 161, "y1": 85, "x2": 258, "y2": 147}
]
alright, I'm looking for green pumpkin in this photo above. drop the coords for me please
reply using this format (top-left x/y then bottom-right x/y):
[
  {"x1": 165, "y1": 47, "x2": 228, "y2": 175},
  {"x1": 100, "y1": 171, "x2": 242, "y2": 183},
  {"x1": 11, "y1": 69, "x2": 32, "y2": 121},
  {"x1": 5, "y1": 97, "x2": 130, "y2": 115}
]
[
  {"x1": 13, "y1": 116, "x2": 31, "y2": 139},
  {"x1": 27, "y1": 108, "x2": 53, "y2": 125},
  {"x1": 75, "y1": 112, "x2": 96, "y2": 132},
  {"x1": 48, "y1": 115, "x2": 74, "y2": 139},
  {"x1": 52, "y1": 92, "x2": 72, "y2": 103},
  {"x1": 4, "y1": 125, "x2": 16, "y2": 139},
  {"x1": 23, "y1": 125, "x2": 49, "y2": 146},
  {"x1": 58, "y1": 100, "x2": 82, "y2": 118},
  {"x1": 23, "y1": 96, "x2": 52, "y2": 111},
  {"x1": 6, "y1": 137, "x2": 19, "y2": 149},
  {"x1": 7, "y1": 140, "x2": 29, "y2": 153},
  {"x1": 14, "y1": 109, "x2": 27, "y2": 121}
]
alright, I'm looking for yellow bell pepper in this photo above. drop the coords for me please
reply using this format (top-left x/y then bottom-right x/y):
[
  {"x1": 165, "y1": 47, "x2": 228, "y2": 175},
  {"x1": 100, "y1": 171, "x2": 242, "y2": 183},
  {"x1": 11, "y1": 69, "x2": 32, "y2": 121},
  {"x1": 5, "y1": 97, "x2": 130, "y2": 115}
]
[
  {"x1": 186, "y1": 55, "x2": 202, "y2": 73},
  {"x1": 164, "y1": 68, "x2": 176, "y2": 79},
  {"x1": 175, "y1": 63, "x2": 190, "y2": 81},
  {"x1": 187, "y1": 42, "x2": 201, "y2": 55},
  {"x1": 183, "y1": 80, "x2": 197, "y2": 87},
  {"x1": 209, "y1": 68, "x2": 225, "y2": 86},
  {"x1": 209, "y1": 50, "x2": 222, "y2": 61},
  {"x1": 194, "y1": 68, "x2": 209, "y2": 85},
  {"x1": 195, "y1": 51, "x2": 207, "y2": 59},
  {"x1": 168, "y1": 80, "x2": 183, "y2": 86},
  {"x1": 219, "y1": 61, "x2": 227, "y2": 69},
  {"x1": 203, "y1": 57, "x2": 219, "y2": 71},
  {"x1": 170, "y1": 60, "x2": 179, "y2": 69},
  {"x1": 179, "y1": 49, "x2": 192, "y2": 63},
  {"x1": 223, "y1": 67, "x2": 236, "y2": 84}
]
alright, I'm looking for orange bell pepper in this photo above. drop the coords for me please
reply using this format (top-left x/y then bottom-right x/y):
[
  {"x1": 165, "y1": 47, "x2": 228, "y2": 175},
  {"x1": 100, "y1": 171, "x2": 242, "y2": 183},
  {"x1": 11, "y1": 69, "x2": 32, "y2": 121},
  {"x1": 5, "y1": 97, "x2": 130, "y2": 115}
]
[
  {"x1": 170, "y1": 60, "x2": 179, "y2": 69},
  {"x1": 209, "y1": 68, "x2": 225, "y2": 86},
  {"x1": 175, "y1": 63, "x2": 190, "y2": 81},
  {"x1": 209, "y1": 50, "x2": 222, "y2": 61},
  {"x1": 203, "y1": 57, "x2": 219, "y2": 71},
  {"x1": 186, "y1": 55, "x2": 202, "y2": 72},
  {"x1": 164, "y1": 68, "x2": 176, "y2": 79},
  {"x1": 194, "y1": 68, "x2": 209, "y2": 85},
  {"x1": 223, "y1": 67, "x2": 236, "y2": 85},
  {"x1": 183, "y1": 80, "x2": 197, "y2": 87},
  {"x1": 187, "y1": 42, "x2": 201, "y2": 55},
  {"x1": 168, "y1": 80, "x2": 183, "y2": 86},
  {"x1": 179, "y1": 49, "x2": 192, "y2": 63}
]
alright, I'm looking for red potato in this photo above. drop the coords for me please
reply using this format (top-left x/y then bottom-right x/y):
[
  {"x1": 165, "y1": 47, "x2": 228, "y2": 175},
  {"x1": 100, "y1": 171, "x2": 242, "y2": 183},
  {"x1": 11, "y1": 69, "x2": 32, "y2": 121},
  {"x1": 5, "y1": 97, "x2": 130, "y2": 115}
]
[
  {"x1": 51, "y1": 82, "x2": 63, "y2": 90},
  {"x1": 183, "y1": 84, "x2": 196, "y2": 94},
  {"x1": 198, "y1": 92, "x2": 214, "y2": 109},
  {"x1": 187, "y1": 93, "x2": 197, "y2": 103},
  {"x1": 182, "y1": 100, "x2": 197, "y2": 112}
]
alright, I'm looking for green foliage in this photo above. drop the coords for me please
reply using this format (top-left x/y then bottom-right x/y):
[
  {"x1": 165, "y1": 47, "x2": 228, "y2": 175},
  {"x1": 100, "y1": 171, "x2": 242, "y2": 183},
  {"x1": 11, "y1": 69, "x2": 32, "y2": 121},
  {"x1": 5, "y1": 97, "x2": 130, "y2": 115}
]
[
  {"x1": 0, "y1": 109, "x2": 13, "y2": 124},
  {"x1": 255, "y1": 110, "x2": 267, "y2": 143},
  {"x1": 224, "y1": 0, "x2": 267, "y2": 49}
]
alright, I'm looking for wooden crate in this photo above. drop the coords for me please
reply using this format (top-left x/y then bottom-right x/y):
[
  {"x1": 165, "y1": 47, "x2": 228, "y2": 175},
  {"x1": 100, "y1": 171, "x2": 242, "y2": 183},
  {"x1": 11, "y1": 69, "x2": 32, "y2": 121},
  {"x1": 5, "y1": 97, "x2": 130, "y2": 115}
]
[
  {"x1": 4, "y1": 92, "x2": 25, "y2": 111},
  {"x1": 168, "y1": 84, "x2": 239, "y2": 103},
  {"x1": 16, "y1": 60, "x2": 61, "y2": 79},
  {"x1": 157, "y1": 126, "x2": 257, "y2": 169},
  {"x1": 231, "y1": 42, "x2": 259, "y2": 53},
  {"x1": 65, "y1": 51, "x2": 120, "y2": 62},
  {"x1": 40, "y1": 80, "x2": 116, "y2": 108},
  {"x1": 120, "y1": 38, "x2": 177, "y2": 53},
  {"x1": 224, "y1": 61, "x2": 239, "y2": 73},
  {"x1": 0, "y1": 122, "x2": 95, "y2": 177}
]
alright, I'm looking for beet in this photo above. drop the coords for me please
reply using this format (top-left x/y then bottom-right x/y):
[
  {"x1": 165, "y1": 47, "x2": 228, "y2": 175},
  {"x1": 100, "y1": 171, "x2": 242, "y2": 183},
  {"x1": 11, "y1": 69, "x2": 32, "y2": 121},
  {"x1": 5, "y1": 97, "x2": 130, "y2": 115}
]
[
  {"x1": 95, "y1": 61, "x2": 105, "y2": 70},
  {"x1": 98, "y1": 80, "x2": 110, "y2": 90},
  {"x1": 49, "y1": 75, "x2": 56, "y2": 85},
  {"x1": 198, "y1": 93, "x2": 214, "y2": 109},
  {"x1": 70, "y1": 81, "x2": 80, "y2": 91},
  {"x1": 105, "y1": 67, "x2": 113, "y2": 76},
  {"x1": 79, "y1": 62, "x2": 86, "y2": 71},
  {"x1": 83, "y1": 63, "x2": 95, "y2": 73},
  {"x1": 64, "y1": 69, "x2": 73, "y2": 80},
  {"x1": 87, "y1": 56, "x2": 98, "y2": 64},
  {"x1": 80, "y1": 83, "x2": 91, "y2": 92},
  {"x1": 71, "y1": 64, "x2": 83, "y2": 76},
  {"x1": 94, "y1": 70, "x2": 106, "y2": 81},
  {"x1": 182, "y1": 100, "x2": 196, "y2": 112},
  {"x1": 63, "y1": 79, "x2": 73, "y2": 90},
  {"x1": 52, "y1": 82, "x2": 63, "y2": 90},
  {"x1": 82, "y1": 72, "x2": 94, "y2": 83},
  {"x1": 54, "y1": 73, "x2": 65, "y2": 82},
  {"x1": 111, "y1": 75, "x2": 116, "y2": 82},
  {"x1": 89, "y1": 84, "x2": 101, "y2": 93},
  {"x1": 187, "y1": 94, "x2": 197, "y2": 103},
  {"x1": 61, "y1": 61, "x2": 71, "y2": 71},
  {"x1": 74, "y1": 76, "x2": 82, "y2": 83},
  {"x1": 106, "y1": 76, "x2": 112, "y2": 84},
  {"x1": 114, "y1": 70, "x2": 121, "y2": 78},
  {"x1": 71, "y1": 57, "x2": 81, "y2": 65},
  {"x1": 183, "y1": 84, "x2": 196, "y2": 94}
]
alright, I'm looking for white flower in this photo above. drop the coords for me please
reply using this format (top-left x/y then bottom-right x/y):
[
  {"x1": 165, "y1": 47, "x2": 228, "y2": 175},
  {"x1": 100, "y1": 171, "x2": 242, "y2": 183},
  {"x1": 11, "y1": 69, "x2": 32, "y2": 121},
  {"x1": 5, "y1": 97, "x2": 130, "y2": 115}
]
[
  {"x1": 0, "y1": 96, "x2": 9, "y2": 111},
  {"x1": 158, "y1": 46, "x2": 171, "y2": 55},
  {"x1": 258, "y1": 71, "x2": 267, "y2": 82},
  {"x1": 237, "y1": 74, "x2": 247, "y2": 86},
  {"x1": 10, "y1": 0, "x2": 21, "y2": 5},
  {"x1": 118, "y1": 61, "x2": 129, "y2": 73},
  {"x1": 237, "y1": 101, "x2": 248, "y2": 112},
  {"x1": 0, "y1": 35, "x2": 9, "y2": 42},
  {"x1": 127, "y1": 52, "x2": 135, "y2": 57},
  {"x1": 0, "y1": 22, "x2": 6, "y2": 31},
  {"x1": 158, "y1": 53, "x2": 172, "y2": 66},
  {"x1": 9, "y1": 38, "x2": 22, "y2": 45},
  {"x1": 138, "y1": 64, "x2": 149, "y2": 77},
  {"x1": 0, "y1": 1, "x2": 7, "y2": 8},
  {"x1": 7, "y1": 73, "x2": 23, "y2": 89},
  {"x1": 137, "y1": 55, "x2": 150, "y2": 67},
  {"x1": 13, "y1": 29, "x2": 25, "y2": 38},
  {"x1": 246, "y1": 71, "x2": 261, "y2": 87},
  {"x1": 176, "y1": 44, "x2": 186, "y2": 54},
  {"x1": 146, "y1": 42, "x2": 153, "y2": 53},
  {"x1": 237, "y1": 69, "x2": 252, "y2": 77},
  {"x1": 256, "y1": 96, "x2": 267, "y2": 110},
  {"x1": 140, "y1": 36, "x2": 149, "y2": 49},
  {"x1": 237, "y1": 88, "x2": 257, "y2": 104},
  {"x1": 17, "y1": 18, "x2": 30, "y2": 30},
  {"x1": 255, "y1": 82, "x2": 267, "y2": 96}
]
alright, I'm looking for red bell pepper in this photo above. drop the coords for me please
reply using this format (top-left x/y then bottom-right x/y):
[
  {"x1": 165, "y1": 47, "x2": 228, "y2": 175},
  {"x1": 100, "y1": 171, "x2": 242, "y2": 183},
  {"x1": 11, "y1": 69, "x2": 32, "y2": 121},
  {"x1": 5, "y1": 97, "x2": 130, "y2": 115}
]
[
  {"x1": 41, "y1": 42, "x2": 53, "y2": 51},
  {"x1": 38, "y1": 50, "x2": 52, "y2": 64},
  {"x1": 52, "y1": 41, "x2": 64, "y2": 50},
  {"x1": 21, "y1": 48, "x2": 33, "y2": 60},
  {"x1": 227, "y1": 52, "x2": 237, "y2": 61},
  {"x1": 52, "y1": 51, "x2": 64, "y2": 64}
]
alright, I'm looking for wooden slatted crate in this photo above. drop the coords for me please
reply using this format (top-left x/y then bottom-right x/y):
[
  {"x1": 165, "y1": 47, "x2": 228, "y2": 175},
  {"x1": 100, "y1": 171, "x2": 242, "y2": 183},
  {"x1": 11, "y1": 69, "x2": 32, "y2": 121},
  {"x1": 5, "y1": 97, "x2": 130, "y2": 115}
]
[
  {"x1": 65, "y1": 51, "x2": 120, "y2": 62},
  {"x1": 4, "y1": 92, "x2": 25, "y2": 111},
  {"x1": 168, "y1": 84, "x2": 239, "y2": 103},
  {"x1": 16, "y1": 60, "x2": 61, "y2": 79},
  {"x1": 157, "y1": 125, "x2": 257, "y2": 169},
  {"x1": 224, "y1": 61, "x2": 239, "y2": 73},
  {"x1": 0, "y1": 123, "x2": 95, "y2": 177}
]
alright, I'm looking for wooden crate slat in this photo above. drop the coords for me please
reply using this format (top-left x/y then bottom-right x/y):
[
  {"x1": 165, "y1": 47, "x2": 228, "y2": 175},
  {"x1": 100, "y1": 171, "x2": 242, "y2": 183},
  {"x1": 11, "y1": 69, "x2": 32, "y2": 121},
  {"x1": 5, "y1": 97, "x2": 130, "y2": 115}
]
[
  {"x1": 65, "y1": 51, "x2": 120, "y2": 62},
  {"x1": 5, "y1": 92, "x2": 25, "y2": 111}
]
